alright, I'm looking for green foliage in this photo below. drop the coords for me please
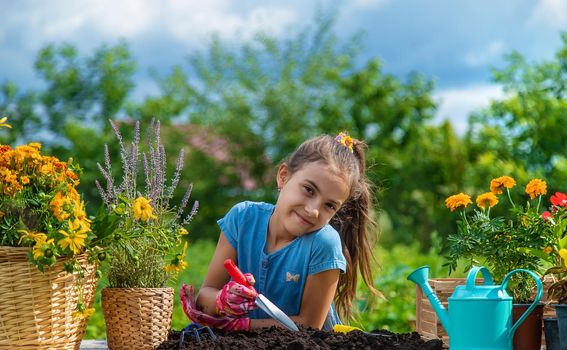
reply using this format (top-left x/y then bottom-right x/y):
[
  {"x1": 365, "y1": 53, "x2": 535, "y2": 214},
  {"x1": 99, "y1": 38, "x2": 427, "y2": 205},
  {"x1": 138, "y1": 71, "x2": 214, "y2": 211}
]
[{"x1": 467, "y1": 33, "x2": 567, "y2": 191}]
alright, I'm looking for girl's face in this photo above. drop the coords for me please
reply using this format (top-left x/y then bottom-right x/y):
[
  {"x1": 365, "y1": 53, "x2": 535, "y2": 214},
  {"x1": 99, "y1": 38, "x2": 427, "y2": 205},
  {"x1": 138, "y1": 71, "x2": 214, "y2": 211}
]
[{"x1": 274, "y1": 161, "x2": 350, "y2": 238}]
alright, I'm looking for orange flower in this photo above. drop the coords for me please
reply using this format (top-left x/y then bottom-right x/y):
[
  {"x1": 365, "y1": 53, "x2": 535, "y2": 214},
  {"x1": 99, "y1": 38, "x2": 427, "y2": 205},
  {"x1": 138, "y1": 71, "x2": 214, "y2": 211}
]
[
  {"x1": 445, "y1": 193, "x2": 472, "y2": 212},
  {"x1": 476, "y1": 192, "x2": 499, "y2": 209},
  {"x1": 490, "y1": 176, "x2": 516, "y2": 194},
  {"x1": 525, "y1": 179, "x2": 547, "y2": 200}
]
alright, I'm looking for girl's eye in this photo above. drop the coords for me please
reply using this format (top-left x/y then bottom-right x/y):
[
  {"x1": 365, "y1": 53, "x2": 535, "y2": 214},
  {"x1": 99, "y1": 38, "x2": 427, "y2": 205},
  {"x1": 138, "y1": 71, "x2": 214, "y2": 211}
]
[
  {"x1": 326, "y1": 203, "x2": 336, "y2": 211},
  {"x1": 303, "y1": 186, "x2": 314, "y2": 195}
]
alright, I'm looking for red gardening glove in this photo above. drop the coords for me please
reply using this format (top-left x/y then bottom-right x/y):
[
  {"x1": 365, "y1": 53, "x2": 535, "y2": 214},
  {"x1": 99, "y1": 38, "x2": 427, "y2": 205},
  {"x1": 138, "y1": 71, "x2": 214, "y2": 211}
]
[
  {"x1": 180, "y1": 284, "x2": 250, "y2": 331},
  {"x1": 215, "y1": 273, "x2": 258, "y2": 316}
]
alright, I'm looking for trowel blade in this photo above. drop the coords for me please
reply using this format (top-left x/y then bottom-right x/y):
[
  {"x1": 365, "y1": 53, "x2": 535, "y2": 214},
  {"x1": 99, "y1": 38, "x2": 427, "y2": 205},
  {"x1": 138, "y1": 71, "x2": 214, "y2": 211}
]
[{"x1": 255, "y1": 294, "x2": 299, "y2": 331}]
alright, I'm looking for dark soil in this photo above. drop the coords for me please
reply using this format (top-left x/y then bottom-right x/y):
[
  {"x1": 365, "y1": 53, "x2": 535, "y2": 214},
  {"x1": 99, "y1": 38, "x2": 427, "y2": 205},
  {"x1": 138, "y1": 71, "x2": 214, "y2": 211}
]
[{"x1": 157, "y1": 326, "x2": 445, "y2": 350}]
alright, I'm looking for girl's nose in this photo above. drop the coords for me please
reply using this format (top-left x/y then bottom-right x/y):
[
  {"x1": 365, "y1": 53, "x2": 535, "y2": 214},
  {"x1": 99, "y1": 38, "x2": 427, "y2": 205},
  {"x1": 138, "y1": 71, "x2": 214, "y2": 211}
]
[{"x1": 305, "y1": 205, "x2": 319, "y2": 218}]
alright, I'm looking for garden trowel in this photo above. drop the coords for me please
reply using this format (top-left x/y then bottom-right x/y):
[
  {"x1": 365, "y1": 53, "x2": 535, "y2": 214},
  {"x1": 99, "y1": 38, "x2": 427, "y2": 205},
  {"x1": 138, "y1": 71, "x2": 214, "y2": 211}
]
[{"x1": 224, "y1": 259, "x2": 299, "y2": 332}]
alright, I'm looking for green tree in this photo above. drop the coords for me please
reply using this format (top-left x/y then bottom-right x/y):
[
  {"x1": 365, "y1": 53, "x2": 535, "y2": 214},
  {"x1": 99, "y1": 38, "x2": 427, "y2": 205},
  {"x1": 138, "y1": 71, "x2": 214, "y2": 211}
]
[{"x1": 467, "y1": 33, "x2": 567, "y2": 191}]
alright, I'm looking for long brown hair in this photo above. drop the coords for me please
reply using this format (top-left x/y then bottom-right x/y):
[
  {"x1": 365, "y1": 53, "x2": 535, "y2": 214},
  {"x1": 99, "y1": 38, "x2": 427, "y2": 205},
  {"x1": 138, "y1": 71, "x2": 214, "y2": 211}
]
[{"x1": 285, "y1": 134, "x2": 381, "y2": 321}]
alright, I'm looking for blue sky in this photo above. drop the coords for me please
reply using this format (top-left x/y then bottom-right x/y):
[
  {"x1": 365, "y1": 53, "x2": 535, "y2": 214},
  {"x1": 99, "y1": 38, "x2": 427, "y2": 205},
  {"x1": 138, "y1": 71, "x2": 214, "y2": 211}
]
[{"x1": 0, "y1": 0, "x2": 565, "y2": 133}]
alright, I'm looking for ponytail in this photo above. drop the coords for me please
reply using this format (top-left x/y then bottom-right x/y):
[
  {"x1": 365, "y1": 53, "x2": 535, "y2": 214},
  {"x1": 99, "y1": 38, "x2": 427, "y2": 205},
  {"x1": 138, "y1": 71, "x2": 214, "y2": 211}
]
[{"x1": 330, "y1": 139, "x2": 382, "y2": 321}]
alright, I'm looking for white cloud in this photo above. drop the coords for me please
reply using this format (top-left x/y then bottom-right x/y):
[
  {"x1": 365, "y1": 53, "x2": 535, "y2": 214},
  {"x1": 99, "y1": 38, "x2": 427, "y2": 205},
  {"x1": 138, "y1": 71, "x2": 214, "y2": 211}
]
[
  {"x1": 464, "y1": 40, "x2": 505, "y2": 67},
  {"x1": 2, "y1": 0, "x2": 297, "y2": 50},
  {"x1": 529, "y1": 0, "x2": 567, "y2": 29},
  {"x1": 433, "y1": 84, "x2": 505, "y2": 134},
  {"x1": 164, "y1": 2, "x2": 296, "y2": 44},
  {"x1": 351, "y1": 0, "x2": 390, "y2": 10}
]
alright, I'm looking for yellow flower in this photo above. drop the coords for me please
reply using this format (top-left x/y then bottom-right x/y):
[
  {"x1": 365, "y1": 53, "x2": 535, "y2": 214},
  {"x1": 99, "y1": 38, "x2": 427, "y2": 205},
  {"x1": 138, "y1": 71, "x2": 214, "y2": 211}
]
[
  {"x1": 476, "y1": 192, "x2": 499, "y2": 209},
  {"x1": 0, "y1": 117, "x2": 12, "y2": 129},
  {"x1": 543, "y1": 246, "x2": 553, "y2": 254},
  {"x1": 178, "y1": 228, "x2": 189, "y2": 236},
  {"x1": 445, "y1": 193, "x2": 472, "y2": 212},
  {"x1": 133, "y1": 196, "x2": 157, "y2": 221},
  {"x1": 336, "y1": 132, "x2": 354, "y2": 152},
  {"x1": 72, "y1": 307, "x2": 95, "y2": 320},
  {"x1": 525, "y1": 179, "x2": 547, "y2": 200},
  {"x1": 490, "y1": 176, "x2": 516, "y2": 194},
  {"x1": 560, "y1": 249, "x2": 567, "y2": 268},
  {"x1": 50, "y1": 192, "x2": 72, "y2": 222},
  {"x1": 32, "y1": 238, "x2": 54, "y2": 260},
  {"x1": 20, "y1": 176, "x2": 30, "y2": 185},
  {"x1": 58, "y1": 221, "x2": 88, "y2": 254},
  {"x1": 165, "y1": 242, "x2": 188, "y2": 273}
]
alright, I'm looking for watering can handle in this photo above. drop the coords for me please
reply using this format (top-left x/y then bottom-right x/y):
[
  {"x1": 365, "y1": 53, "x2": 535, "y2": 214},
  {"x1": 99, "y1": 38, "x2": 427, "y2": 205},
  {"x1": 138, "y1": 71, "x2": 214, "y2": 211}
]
[
  {"x1": 501, "y1": 269, "x2": 543, "y2": 336},
  {"x1": 465, "y1": 266, "x2": 494, "y2": 290}
]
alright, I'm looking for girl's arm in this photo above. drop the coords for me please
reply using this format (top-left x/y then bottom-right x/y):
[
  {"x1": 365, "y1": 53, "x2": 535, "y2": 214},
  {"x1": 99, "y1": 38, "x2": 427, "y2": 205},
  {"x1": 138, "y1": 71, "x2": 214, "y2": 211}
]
[
  {"x1": 249, "y1": 268, "x2": 340, "y2": 330},
  {"x1": 196, "y1": 232, "x2": 237, "y2": 315}
]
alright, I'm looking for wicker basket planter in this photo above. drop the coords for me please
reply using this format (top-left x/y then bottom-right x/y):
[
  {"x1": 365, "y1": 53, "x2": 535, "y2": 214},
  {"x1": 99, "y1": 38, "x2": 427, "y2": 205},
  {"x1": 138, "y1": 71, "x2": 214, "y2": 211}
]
[
  {"x1": 102, "y1": 287, "x2": 174, "y2": 350},
  {"x1": 415, "y1": 277, "x2": 555, "y2": 346},
  {"x1": 0, "y1": 246, "x2": 98, "y2": 350}
]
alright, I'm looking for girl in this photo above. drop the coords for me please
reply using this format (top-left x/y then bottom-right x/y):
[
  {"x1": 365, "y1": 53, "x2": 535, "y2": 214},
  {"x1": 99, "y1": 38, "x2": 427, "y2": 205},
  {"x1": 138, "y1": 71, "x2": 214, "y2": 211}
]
[{"x1": 181, "y1": 132, "x2": 380, "y2": 331}]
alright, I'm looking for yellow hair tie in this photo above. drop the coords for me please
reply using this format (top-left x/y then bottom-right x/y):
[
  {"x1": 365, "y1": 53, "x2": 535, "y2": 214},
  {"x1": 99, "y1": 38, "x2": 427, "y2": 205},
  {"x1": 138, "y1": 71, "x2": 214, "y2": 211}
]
[{"x1": 334, "y1": 132, "x2": 354, "y2": 153}]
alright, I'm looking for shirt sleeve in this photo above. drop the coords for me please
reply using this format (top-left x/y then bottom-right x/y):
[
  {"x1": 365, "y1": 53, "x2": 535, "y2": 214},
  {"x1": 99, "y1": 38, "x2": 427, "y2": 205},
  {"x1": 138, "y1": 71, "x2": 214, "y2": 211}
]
[
  {"x1": 308, "y1": 226, "x2": 347, "y2": 275},
  {"x1": 217, "y1": 201, "x2": 249, "y2": 250}
]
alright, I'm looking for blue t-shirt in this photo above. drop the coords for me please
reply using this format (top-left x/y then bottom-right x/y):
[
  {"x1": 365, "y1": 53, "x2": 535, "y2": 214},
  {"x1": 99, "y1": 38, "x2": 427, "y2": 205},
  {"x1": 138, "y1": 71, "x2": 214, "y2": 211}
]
[{"x1": 218, "y1": 201, "x2": 347, "y2": 320}]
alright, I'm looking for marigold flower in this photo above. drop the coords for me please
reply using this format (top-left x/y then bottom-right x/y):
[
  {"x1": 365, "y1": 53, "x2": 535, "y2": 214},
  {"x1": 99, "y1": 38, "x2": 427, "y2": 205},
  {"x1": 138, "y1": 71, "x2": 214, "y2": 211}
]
[
  {"x1": 525, "y1": 179, "x2": 547, "y2": 200},
  {"x1": 490, "y1": 176, "x2": 516, "y2": 194},
  {"x1": 133, "y1": 196, "x2": 157, "y2": 222},
  {"x1": 445, "y1": 193, "x2": 473, "y2": 211},
  {"x1": 543, "y1": 246, "x2": 553, "y2": 254},
  {"x1": 476, "y1": 192, "x2": 499, "y2": 209},
  {"x1": 551, "y1": 192, "x2": 567, "y2": 208},
  {"x1": 50, "y1": 192, "x2": 72, "y2": 222},
  {"x1": 20, "y1": 176, "x2": 30, "y2": 185},
  {"x1": 178, "y1": 228, "x2": 189, "y2": 236}
]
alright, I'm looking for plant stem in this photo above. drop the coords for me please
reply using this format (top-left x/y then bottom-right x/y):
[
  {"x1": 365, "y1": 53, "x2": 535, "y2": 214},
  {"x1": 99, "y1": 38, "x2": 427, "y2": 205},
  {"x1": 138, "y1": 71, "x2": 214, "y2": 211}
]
[{"x1": 507, "y1": 188, "x2": 515, "y2": 208}]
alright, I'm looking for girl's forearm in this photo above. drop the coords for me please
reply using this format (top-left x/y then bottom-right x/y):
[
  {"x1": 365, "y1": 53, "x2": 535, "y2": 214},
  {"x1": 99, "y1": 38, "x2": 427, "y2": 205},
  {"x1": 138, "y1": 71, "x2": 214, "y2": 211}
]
[{"x1": 196, "y1": 286, "x2": 220, "y2": 315}]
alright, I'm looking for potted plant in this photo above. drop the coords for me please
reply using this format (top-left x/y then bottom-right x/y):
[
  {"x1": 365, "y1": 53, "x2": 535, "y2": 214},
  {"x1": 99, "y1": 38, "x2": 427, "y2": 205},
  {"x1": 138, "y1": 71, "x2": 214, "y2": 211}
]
[
  {"x1": 0, "y1": 117, "x2": 102, "y2": 349},
  {"x1": 94, "y1": 119, "x2": 198, "y2": 350},
  {"x1": 444, "y1": 176, "x2": 556, "y2": 350},
  {"x1": 539, "y1": 192, "x2": 567, "y2": 349}
]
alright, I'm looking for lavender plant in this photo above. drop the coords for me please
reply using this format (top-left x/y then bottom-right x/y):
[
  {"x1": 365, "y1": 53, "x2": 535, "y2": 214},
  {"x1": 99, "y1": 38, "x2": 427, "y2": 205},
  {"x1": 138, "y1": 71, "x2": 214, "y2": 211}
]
[{"x1": 94, "y1": 119, "x2": 198, "y2": 288}]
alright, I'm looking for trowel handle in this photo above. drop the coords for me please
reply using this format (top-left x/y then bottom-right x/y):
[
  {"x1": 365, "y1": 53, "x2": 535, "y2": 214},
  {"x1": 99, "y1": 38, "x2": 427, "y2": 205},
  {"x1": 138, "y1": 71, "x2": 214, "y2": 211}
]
[{"x1": 224, "y1": 259, "x2": 250, "y2": 287}]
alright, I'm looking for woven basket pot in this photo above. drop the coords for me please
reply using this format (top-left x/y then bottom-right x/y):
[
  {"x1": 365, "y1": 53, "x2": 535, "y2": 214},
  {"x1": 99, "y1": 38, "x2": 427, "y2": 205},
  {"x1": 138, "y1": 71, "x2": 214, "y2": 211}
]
[
  {"x1": 0, "y1": 246, "x2": 98, "y2": 350},
  {"x1": 102, "y1": 287, "x2": 174, "y2": 350}
]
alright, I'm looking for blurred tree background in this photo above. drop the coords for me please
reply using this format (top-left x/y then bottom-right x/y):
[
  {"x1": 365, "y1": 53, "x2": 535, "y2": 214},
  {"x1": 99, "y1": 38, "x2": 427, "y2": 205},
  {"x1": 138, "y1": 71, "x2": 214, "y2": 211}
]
[
  {"x1": 1, "y1": 10, "x2": 566, "y2": 335},
  {"x1": 2, "y1": 11, "x2": 566, "y2": 249}
]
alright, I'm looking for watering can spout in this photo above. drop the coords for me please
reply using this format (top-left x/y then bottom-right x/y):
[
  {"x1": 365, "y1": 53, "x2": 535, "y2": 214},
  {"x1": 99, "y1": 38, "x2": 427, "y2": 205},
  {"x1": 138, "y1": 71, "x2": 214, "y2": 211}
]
[{"x1": 407, "y1": 266, "x2": 450, "y2": 335}]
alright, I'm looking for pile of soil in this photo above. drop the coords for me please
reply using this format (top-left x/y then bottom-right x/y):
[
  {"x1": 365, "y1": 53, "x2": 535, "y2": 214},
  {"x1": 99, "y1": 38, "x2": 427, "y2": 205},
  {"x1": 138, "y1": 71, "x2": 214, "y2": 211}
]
[{"x1": 157, "y1": 326, "x2": 445, "y2": 350}]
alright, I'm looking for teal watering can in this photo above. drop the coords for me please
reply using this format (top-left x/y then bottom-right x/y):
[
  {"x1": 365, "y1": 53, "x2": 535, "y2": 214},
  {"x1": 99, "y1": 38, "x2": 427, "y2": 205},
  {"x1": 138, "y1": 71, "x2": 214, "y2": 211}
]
[{"x1": 408, "y1": 265, "x2": 543, "y2": 350}]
